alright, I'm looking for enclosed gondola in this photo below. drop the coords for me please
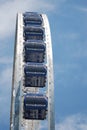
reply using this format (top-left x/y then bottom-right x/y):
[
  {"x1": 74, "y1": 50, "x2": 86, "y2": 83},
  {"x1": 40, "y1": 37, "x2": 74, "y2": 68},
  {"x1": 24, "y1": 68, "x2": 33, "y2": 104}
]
[
  {"x1": 24, "y1": 63, "x2": 47, "y2": 76},
  {"x1": 23, "y1": 64, "x2": 47, "y2": 87},
  {"x1": 23, "y1": 40, "x2": 46, "y2": 63},
  {"x1": 23, "y1": 93, "x2": 48, "y2": 120},
  {"x1": 23, "y1": 12, "x2": 43, "y2": 26},
  {"x1": 24, "y1": 26, "x2": 44, "y2": 41}
]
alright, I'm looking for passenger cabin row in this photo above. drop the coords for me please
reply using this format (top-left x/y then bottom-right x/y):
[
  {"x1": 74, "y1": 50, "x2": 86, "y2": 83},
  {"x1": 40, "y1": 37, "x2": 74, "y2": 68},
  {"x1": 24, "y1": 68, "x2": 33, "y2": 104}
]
[
  {"x1": 23, "y1": 12, "x2": 46, "y2": 63},
  {"x1": 22, "y1": 12, "x2": 48, "y2": 120},
  {"x1": 23, "y1": 12, "x2": 47, "y2": 88}
]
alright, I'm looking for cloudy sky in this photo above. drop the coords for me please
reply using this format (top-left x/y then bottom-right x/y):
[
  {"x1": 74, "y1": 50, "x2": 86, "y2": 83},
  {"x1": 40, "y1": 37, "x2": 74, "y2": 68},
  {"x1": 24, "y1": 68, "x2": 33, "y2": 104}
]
[{"x1": 0, "y1": 0, "x2": 87, "y2": 130}]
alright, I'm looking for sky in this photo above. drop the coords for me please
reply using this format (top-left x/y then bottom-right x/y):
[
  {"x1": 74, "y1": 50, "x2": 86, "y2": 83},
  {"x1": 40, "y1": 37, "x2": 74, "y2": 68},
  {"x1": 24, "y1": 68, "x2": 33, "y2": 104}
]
[{"x1": 0, "y1": 0, "x2": 87, "y2": 130}]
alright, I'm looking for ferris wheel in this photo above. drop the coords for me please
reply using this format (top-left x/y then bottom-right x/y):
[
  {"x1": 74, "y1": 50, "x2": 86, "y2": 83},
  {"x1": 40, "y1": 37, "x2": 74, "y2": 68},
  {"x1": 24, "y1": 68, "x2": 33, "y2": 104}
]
[{"x1": 10, "y1": 12, "x2": 55, "y2": 130}]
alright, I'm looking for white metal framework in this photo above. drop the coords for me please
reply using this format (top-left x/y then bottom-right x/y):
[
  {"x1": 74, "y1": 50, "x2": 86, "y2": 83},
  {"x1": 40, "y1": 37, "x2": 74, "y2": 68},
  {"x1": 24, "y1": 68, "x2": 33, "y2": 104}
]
[{"x1": 10, "y1": 12, "x2": 55, "y2": 130}]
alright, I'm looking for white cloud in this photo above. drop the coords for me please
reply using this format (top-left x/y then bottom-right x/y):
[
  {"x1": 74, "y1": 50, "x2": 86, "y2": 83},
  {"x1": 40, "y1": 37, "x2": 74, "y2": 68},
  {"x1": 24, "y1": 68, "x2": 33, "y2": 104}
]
[
  {"x1": 56, "y1": 114, "x2": 87, "y2": 130},
  {"x1": 0, "y1": 0, "x2": 54, "y2": 39}
]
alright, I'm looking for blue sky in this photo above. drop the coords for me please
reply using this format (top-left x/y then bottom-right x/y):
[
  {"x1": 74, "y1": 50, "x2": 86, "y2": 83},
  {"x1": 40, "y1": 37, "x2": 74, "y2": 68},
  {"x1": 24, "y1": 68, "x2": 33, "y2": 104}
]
[{"x1": 0, "y1": 0, "x2": 87, "y2": 130}]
